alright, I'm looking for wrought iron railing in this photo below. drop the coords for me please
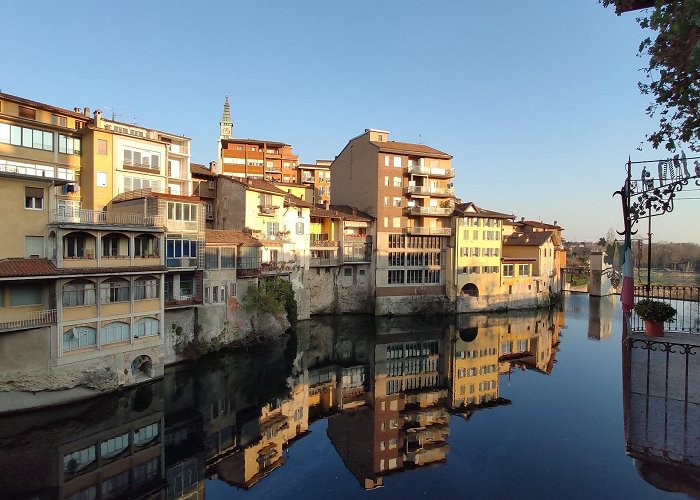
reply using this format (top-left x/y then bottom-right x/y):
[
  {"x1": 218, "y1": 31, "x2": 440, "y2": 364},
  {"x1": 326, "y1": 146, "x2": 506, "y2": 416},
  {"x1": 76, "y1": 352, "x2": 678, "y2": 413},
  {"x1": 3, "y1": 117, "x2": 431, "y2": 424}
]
[
  {"x1": 631, "y1": 285, "x2": 700, "y2": 333},
  {"x1": 0, "y1": 309, "x2": 57, "y2": 331}
]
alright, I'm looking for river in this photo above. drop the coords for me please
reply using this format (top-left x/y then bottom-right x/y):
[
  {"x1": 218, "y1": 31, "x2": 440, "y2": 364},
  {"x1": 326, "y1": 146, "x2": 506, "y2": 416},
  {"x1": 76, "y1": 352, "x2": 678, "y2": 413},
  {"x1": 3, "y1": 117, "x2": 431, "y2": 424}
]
[{"x1": 0, "y1": 293, "x2": 689, "y2": 499}]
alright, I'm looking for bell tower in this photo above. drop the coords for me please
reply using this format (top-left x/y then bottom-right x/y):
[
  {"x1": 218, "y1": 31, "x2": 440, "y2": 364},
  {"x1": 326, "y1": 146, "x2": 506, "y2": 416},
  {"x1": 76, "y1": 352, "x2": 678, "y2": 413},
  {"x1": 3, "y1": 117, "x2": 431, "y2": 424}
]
[{"x1": 220, "y1": 95, "x2": 233, "y2": 140}]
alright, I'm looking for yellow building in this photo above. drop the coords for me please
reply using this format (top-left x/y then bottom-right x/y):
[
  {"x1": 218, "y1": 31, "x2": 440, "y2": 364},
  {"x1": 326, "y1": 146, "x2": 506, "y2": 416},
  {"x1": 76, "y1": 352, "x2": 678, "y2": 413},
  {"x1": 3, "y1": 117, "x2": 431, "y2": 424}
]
[{"x1": 451, "y1": 202, "x2": 514, "y2": 300}]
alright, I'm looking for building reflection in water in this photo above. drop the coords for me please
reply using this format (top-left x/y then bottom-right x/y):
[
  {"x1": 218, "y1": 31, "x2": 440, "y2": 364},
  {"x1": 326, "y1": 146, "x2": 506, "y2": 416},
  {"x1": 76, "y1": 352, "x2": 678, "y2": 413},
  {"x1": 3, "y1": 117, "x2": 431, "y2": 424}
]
[
  {"x1": 623, "y1": 320, "x2": 700, "y2": 497},
  {"x1": 0, "y1": 308, "x2": 565, "y2": 498},
  {"x1": 588, "y1": 295, "x2": 616, "y2": 341}
]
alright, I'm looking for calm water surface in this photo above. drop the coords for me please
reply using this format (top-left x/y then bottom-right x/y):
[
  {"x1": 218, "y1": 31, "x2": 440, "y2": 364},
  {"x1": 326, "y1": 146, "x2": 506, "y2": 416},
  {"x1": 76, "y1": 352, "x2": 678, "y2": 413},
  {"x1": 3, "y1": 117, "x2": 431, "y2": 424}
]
[{"x1": 0, "y1": 294, "x2": 690, "y2": 499}]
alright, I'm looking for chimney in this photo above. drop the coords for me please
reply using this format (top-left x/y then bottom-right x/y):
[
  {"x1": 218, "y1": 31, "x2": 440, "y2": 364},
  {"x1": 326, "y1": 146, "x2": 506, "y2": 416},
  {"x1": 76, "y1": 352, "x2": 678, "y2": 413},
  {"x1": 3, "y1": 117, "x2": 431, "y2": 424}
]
[
  {"x1": 83, "y1": 107, "x2": 90, "y2": 117},
  {"x1": 554, "y1": 220, "x2": 558, "y2": 227},
  {"x1": 93, "y1": 109, "x2": 102, "y2": 128},
  {"x1": 521, "y1": 217, "x2": 525, "y2": 222},
  {"x1": 209, "y1": 161, "x2": 218, "y2": 174},
  {"x1": 324, "y1": 200, "x2": 330, "y2": 210},
  {"x1": 352, "y1": 208, "x2": 357, "y2": 215},
  {"x1": 74, "y1": 107, "x2": 81, "y2": 113}
]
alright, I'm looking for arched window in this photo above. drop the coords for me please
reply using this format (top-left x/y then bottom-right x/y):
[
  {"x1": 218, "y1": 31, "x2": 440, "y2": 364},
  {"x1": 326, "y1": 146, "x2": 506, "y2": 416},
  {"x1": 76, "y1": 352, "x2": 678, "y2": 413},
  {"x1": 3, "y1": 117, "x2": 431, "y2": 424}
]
[
  {"x1": 63, "y1": 326, "x2": 97, "y2": 351},
  {"x1": 102, "y1": 232, "x2": 129, "y2": 257},
  {"x1": 100, "y1": 321, "x2": 130, "y2": 344},
  {"x1": 100, "y1": 277, "x2": 129, "y2": 303},
  {"x1": 135, "y1": 234, "x2": 159, "y2": 257},
  {"x1": 62, "y1": 279, "x2": 96, "y2": 307},
  {"x1": 63, "y1": 231, "x2": 95, "y2": 258},
  {"x1": 134, "y1": 317, "x2": 159, "y2": 337},
  {"x1": 461, "y1": 283, "x2": 479, "y2": 297},
  {"x1": 134, "y1": 276, "x2": 159, "y2": 300}
]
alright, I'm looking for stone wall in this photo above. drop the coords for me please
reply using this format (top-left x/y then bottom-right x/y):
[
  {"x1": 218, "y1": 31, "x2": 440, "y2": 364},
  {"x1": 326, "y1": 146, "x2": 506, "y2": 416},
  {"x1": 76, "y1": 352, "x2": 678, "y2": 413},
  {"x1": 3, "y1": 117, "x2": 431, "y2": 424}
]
[
  {"x1": 306, "y1": 265, "x2": 373, "y2": 315},
  {"x1": 456, "y1": 291, "x2": 551, "y2": 313}
]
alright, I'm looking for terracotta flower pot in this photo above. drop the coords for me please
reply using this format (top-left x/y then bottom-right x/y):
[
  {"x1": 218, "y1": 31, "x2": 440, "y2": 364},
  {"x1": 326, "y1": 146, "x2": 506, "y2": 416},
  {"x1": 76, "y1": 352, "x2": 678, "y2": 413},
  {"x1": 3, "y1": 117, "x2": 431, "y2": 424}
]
[{"x1": 644, "y1": 320, "x2": 664, "y2": 337}]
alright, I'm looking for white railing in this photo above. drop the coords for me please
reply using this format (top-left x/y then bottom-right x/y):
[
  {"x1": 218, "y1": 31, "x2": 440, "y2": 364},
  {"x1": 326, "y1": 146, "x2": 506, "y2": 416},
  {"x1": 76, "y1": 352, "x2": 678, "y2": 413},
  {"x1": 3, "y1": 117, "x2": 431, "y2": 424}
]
[
  {"x1": 406, "y1": 186, "x2": 455, "y2": 196},
  {"x1": 51, "y1": 208, "x2": 165, "y2": 227},
  {"x1": 166, "y1": 219, "x2": 198, "y2": 231},
  {"x1": 0, "y1": 309, "x2": 57, "y2": 331},
  {"x1": 258, "y1": 205, "x2": 278, "y2": 216},
  {"x1": 165, "y1": 294, "x2": 193, "y2": 302},
  {"x1": 113, "y1": 185, "x2": 195, "y2": 200},
  {"x1": 406, "y1": 165, "x2": 455, "y2": 177},
  {"x1": 167, "y1": 144, "x2": 189, "y2": 155},
  {"x1": 0, "y1": 160, "x2": 76, "y2": 181},
  {"x1": 405, "y1": 206, "x2": 454, "y2": 216}
]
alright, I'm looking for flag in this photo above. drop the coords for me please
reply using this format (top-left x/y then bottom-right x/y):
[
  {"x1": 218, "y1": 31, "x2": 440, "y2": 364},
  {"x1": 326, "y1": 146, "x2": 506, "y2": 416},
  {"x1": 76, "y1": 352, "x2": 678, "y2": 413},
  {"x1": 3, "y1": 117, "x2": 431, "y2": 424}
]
[{"x1": 620, "y1": 234, "x2": 634, "y2": 313}]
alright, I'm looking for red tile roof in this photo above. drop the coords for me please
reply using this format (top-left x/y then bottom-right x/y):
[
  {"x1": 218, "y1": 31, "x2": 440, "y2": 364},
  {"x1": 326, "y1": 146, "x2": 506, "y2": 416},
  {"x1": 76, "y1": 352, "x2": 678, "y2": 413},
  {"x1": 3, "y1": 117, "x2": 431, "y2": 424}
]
[
  {"x1": 205, "y1": 229, "x2": 262, "y2": 246},
  {"x1": 221, "y1": 175, "x2": 288, "y2": 196},
  {"x1": 455, "y1": 202, "x2": 514, "y2": 219},
  {"x1": 329, "y1": 205, "x2": 374, "y2": 222},
  {"x1": 0, "y1": 258, "x2": 57, "y2": 278},
  {"x1": 370, "y1": 140, "x2": 452, "y2": 159},
  {"x1": 191, "y1": 163, "x2": 216, "y2": 178},
  {"x1": 0, "y1": 92, "x2": 91, "y2": 120}
]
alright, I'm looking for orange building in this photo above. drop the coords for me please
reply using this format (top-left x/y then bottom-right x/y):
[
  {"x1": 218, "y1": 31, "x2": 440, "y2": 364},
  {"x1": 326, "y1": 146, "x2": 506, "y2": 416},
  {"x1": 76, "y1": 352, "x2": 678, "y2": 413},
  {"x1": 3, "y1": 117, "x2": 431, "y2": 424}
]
[
  {"x1": 298, "y1": 160, "x2": 331, "y2": 205},
  {"x1": 216, "y1": 96, "x2": 299, "y2": 183}
]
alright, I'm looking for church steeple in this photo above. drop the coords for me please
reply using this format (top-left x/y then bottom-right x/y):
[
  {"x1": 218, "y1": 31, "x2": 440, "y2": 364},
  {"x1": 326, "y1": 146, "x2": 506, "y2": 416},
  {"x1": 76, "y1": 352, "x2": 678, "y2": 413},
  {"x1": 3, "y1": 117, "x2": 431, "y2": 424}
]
[{"x1": 220, "y1": 95, "x2": 233, "y2": 139}]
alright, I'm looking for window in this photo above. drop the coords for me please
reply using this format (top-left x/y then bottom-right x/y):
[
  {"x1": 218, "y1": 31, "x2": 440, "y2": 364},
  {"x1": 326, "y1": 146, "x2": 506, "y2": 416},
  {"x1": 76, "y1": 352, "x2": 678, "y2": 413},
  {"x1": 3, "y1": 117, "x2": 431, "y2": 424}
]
[
  {"x1": 503, "y1": 264, "x2": 514, "y2": 277},
  {"x1": 384, "y1": 176, "x2": 389, "y2": 186},
  {"x1": 388, "y1": 270, "x2": 404, "y2": 284},
  {"x1": 205, "y1": 247, "x2": 219, "y2": 269},
  {"x1": 97, "y1": 139, "x2": 108, "y2": 155},
  {"x1": 96, "y1": 171, "x2": 107, "y2": 187},
  {"x1": 133, "y1": 458, "x2": 159, "y2": 486},
  {"x1": 388, "y1": 252, "x2": 405, "y2": 267},
  {"x1": 134, "y1": 423, "x2": 159, "y2": 447},
  {"x1": 101, "y1": 433, "x2": 129, "y2": 459},
  {"x1": 384, "y1": 196, "x2": 389, "y2": 207},
  {"x1": 122, "y1": 176, "x2": 161, "y2": 193},
  {"x1": 63, "y1": 446, "x2": 96, "y2": 474},
  {"x1": 383, "y1": 217, "x2": 388, "y2": 228},
  {"x1": 212, "y1": 286, "x2": 218, "y2": 303},
  {"x1": 102, "y1": 233, "x2": 128, "y2": 257},
  {"x1": 24, "y1": 186, "x2": 43, "y2": 209},
  {"x1": 123, "y1": 148, "x2": 160, "y2": 170},
  {"x1": 63, "y1": 280, "x2": 96, "y2": 307},
  {"x1": 134, "y1": 277, "x2": 158, "y2": 300},
  {"x1": 460, "y1": 247, "x2": 468, "y2": 257},
  {"x1": 296, "y1": 221, "x2": 304, "y2": 235},
  {"x1": 135, "y1": 235, "x2": 158, "y2": 257},
  {"x1": 58, "y1": 135, "x2": 81, "y2": 155},
  {"x1": 63, "y1": 326, "x2": 97, "y2": 351},
  {"x1": 384, "y1": 155, "x2": 390, "y2": 167},
  {"x1": 266, "y1": 221, "x2": 279, "y2": 238},
  {"x1": 19, "y1": 106, "x2": 36, "y2": 119},
  {"x1": 518, "y1": 264, "x2": 530, "y2": 276},
  {"x1": 135, "y1": 317, "x2": 159, "y2": 337},
  {"x1": 393, "y1": 156, "x2": 402, "y2": 168},
  {"x1": 393, "y1": 197, "x2": 401, "y2": 207},
  {"x1": 100, "y1": 322, "x2": 130, "y2": 344},
  {"x1": 221, "y1": 247, "x2": 235, "y2": 268},
  {"x1": 10, "y1": 284, "x2": 43, "y2": 306},
  {"x1": 100, "y1": 278, "x2": 129, "y2": 303},
  {"x1": 393, "y1": 217, "x2": 401, "y2": 228},
  {"x1": 344, "y1": 267, "x2": 352, "y2": 277},
  {"x1": 167, "y1": 202, "x2": 198, "y2": 221},
  {"x1": 25, "y1": 236, "x2": 44, "y2": 258},
  {"x1": 393, "y1": 177, "x2": 402, "y2": 187},
  {"x1": 0, "y1": 124, "x2": 53, "y2": 151},
  {"x1": 204, "y1": 287, "x2": 210, "y2": 303}
]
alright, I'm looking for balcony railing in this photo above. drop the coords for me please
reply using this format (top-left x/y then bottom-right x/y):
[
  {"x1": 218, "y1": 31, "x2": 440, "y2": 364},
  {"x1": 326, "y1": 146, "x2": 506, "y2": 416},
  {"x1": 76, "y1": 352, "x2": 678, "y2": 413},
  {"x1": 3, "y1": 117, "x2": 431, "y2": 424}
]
[
  {"x1": 631, "y1": 285, "x2": 700, "y2": 334},
  {"x1": 167, "y1": 143, "x2": 189, "y2": 155},
  {"x1": 258, "y1": 205, "x2": 278, "y2": 216},
  {"x1": 261, "y1": 261, "x2": 297, "y2": 273},
  {"x1": 403, "y1": 227, "x2": 452, "y2": 236},
  {"x1": 310, "y1": 234, "x2": 338, "y2": 248},
  {"x1": 51, "y1": 208, "x2": 165, "y2": 227},
  {"x1": 166, "y1": 219, "x2": 199, "y2": 232},
  {"x1": 166, "y1": 257, "x2": 198, "y2": 268},
  {"x1": 405, "y1": 186, "x2": 455, "y2": 197},
  {"x1": 1, "y1": 160, "x2": 76, "y2": 181},
  {"x1": 0, "y1": 309, "x2": 57, "y2": 332},
  {"x1": 310, "y1": 257, "x2": 340, "y2": 267},
  {"x1": 123, "y1": 160, "x2": 160, "y2": 172},
  {"x1": 405, "y1": 206, "x2": 454, "y2": 216},
  {"x1": 407, "y1": 165, "x2": 455, "y2": 178}
]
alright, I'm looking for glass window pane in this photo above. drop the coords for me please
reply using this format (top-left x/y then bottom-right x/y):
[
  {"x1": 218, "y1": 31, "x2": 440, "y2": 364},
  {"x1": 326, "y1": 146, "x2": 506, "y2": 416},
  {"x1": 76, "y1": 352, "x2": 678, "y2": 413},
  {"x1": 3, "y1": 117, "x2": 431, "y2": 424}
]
[
  {"x1": 10, "y1": 126, "x2": 21, "y2": 145},
  {"x1": 43, "y1": 131, "x2": 53, "y2": 150},
  {"x1": 22, "y1": 127, "x2": 32, "y2": 147}
]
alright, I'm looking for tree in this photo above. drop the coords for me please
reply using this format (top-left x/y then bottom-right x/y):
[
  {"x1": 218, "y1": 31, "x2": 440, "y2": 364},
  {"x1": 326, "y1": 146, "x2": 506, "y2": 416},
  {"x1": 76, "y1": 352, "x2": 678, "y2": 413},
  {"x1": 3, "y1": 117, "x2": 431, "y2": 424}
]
[{"x1": 602, "y1": 0, "x2": 700, "y2": 151}]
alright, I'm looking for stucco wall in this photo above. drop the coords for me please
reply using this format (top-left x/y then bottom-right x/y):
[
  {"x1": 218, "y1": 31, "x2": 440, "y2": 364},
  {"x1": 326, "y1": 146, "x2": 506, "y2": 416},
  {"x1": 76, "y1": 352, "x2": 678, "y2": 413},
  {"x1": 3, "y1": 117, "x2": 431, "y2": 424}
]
[{"x1": 306, "y1": 264, "x2": 373, "y2": 315}]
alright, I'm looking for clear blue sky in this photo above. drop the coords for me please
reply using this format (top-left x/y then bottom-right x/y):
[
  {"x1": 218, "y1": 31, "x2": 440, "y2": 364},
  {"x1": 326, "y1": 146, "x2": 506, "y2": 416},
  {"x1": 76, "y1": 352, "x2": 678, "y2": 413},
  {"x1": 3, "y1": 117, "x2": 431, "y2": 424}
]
[{"x1": 1, "y1": 1, "x2": 696, "y2": 243}]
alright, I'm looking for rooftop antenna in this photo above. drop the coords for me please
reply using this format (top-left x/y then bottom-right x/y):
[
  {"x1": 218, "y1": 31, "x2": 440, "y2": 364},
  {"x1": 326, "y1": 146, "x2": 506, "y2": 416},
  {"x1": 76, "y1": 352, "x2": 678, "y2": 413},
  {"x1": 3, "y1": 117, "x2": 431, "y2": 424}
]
[
  {"x1": 104, "y1": 107, "x2": 121, "y2": 121},
  {"x1": 132, "y1": 113, "x2": 139, "y2": 126},
  {"x1": 418, "y1": 133, "x2": 423, "y2": 144}
]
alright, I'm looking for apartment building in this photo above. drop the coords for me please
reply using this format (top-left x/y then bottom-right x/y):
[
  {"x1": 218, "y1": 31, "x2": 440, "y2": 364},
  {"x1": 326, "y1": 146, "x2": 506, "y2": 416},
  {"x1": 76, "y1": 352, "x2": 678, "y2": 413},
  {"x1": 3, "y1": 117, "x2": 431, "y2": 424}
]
[
  {"x1": 0, "y1": 93, "x2": 169, "y2": 398},
  {"x1": 298, "y1": 160, "x2": 331, "y2": 205},
  {"x1": 203, "y1": 229, "x2": 262, "y2": 305},
  {"x1": 191, "y1": 162, "x2": 217, "y2": 228},
  {"x1": 331, "y1": 129, "x2": 455, "y2": 314},
  {"x1": 451, "y1": 202, "x2": 514, "y2": 299}
]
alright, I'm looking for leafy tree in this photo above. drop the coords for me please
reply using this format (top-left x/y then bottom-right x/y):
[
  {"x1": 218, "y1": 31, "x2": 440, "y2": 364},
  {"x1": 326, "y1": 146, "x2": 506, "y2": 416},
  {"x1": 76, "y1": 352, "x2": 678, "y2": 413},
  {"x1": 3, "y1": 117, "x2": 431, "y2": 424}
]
[{"x1": 601, "y1": 0, "x2": 700, "y2": 151}]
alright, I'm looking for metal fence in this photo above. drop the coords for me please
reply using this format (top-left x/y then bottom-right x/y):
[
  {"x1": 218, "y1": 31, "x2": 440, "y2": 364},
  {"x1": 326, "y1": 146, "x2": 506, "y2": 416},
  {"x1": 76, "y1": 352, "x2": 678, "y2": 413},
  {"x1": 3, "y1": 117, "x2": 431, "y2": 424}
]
[{"x1": 631, "y1": 285, "x2": 700, "y2": 334}]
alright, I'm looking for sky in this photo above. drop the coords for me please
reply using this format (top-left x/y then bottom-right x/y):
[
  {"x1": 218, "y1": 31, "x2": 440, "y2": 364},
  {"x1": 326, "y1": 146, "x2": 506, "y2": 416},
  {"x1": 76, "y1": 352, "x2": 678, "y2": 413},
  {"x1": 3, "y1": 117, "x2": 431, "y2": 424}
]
[{"x1": 1, "y1": 0, "x2": 697, "y2": 243}]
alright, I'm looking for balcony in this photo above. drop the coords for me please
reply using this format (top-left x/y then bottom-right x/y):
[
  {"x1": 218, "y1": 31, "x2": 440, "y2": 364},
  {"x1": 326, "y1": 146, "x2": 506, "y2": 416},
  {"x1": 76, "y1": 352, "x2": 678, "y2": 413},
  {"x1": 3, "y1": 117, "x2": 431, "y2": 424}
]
[
  {"x1": 164, "y1": 293, "x2": 197, "y2": 307},
  {"x1": 122, "y1": 160, "x2": 160, "y2": 173},
  {"x1": 309, "y1": 257, "x2": 340, "y2": 267},
  {"x1": 265, "y1": 166, "x2": 282, "y2": 174},
  {"x1": 167, "y1": 143, "x2": 190, "y2": 156},
  {"x1": 261, "y1": 261, "x2": 297, "y2": 274},
  {"x1": 407, "y1": 165, "x2": 455, "y2": 178},
  {"x1": 166, "y1": 219, "x2": 199, "y2": 232},
  {"x1": 301, "y1": 176, "x2": 315, "y2": 184},
  {"x1": 309, "y1": 234, "x2": 338, "y2": 248},
  {"x1": 405, "y1": 186, "x2": 455, "y2": 197},
  {"x1": 405, "y1": 206, "x2": 454, "y2": 217},
  {"x1": 166, "y1": 257, "x2": 198, "y2": 268},
  {"x1": 403, "y1": 227, "x2": 452, "y2": 236},
  {"x1": 0, "y1": 309, "x2": 57, "y2": 332},
  {"x1": 51, "y1": 208, "x2": 165, "y2": 227},
  {"x1": 258, "y1": 205, "x2": 278, "y2": 216},
  {"x1": 0, "y1": 159, "x2": 75, "y2": 183}
]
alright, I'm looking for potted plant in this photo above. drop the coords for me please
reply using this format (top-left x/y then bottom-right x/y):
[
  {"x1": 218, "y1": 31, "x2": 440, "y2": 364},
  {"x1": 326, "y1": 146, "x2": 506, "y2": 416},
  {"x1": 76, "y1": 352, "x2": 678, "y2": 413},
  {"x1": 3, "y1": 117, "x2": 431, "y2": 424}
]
[{"x1": 633, "y1": 299, "x2": 676, "y2": 337}]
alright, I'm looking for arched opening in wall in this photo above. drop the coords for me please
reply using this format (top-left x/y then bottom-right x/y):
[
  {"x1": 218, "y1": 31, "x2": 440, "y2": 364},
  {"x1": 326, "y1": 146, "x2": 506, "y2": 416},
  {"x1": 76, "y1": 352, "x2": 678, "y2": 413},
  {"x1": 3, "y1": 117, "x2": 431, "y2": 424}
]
[
  {"x1": 131, "y1": 355, "x2": 153, "y2": 382},
  {"x1": 48, "y1": 231, "x2": 57, "y2": 259},
  {"x1": 459, "y1": 326, "x2": 479, "y2": 343},
  {"x1": 131, "y1": 384, "x2": 154, "y2": 412},
  {"x1": 461, "y1": 283, "x2": 479, "y2": 297}
]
